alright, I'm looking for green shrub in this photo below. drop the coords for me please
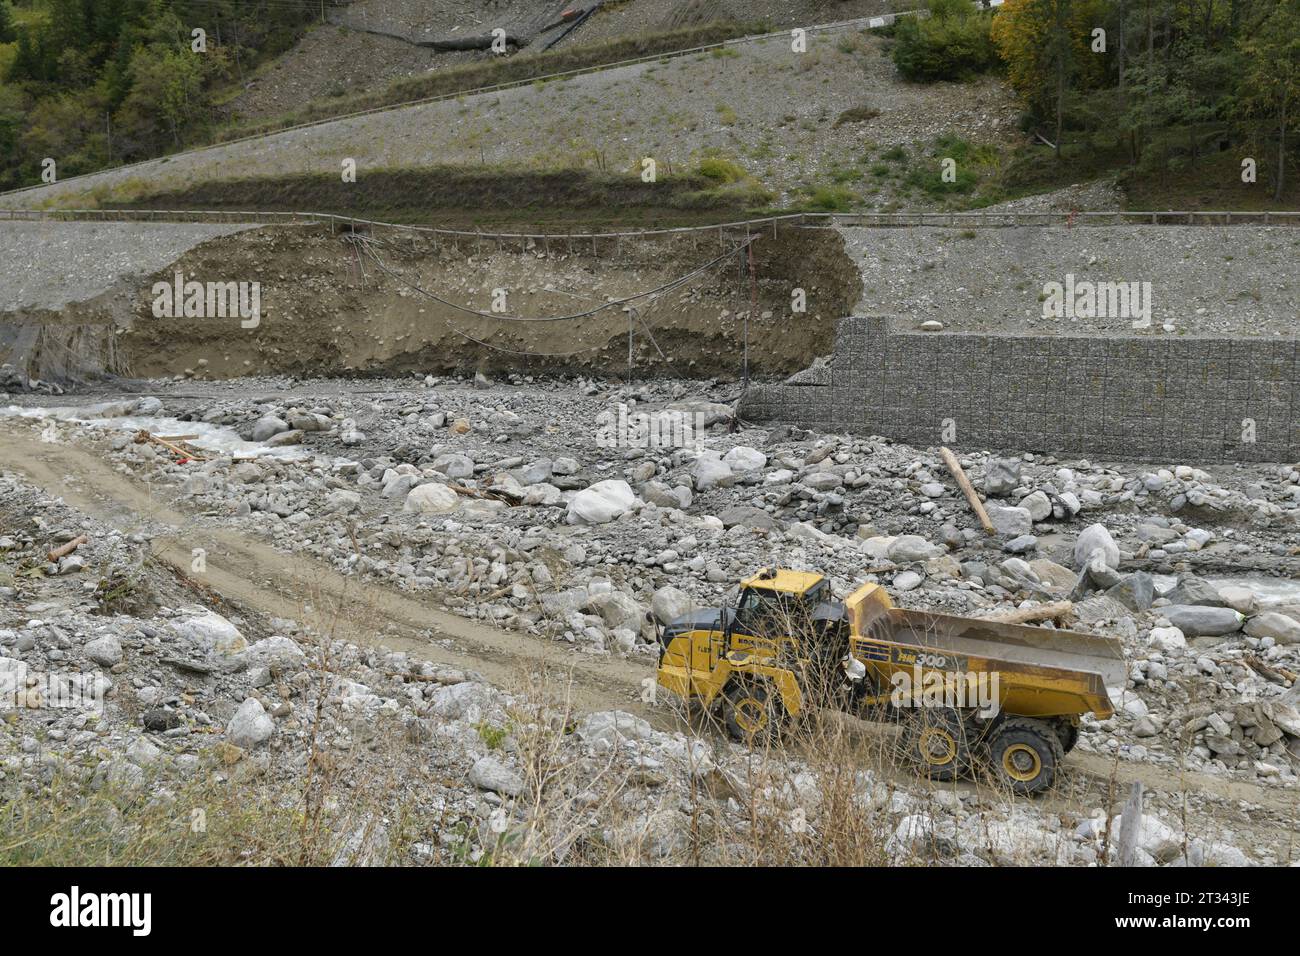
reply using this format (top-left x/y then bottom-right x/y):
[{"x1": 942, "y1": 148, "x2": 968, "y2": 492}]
[
  {"x1": 696, "y1": 156, "x2": 748, "y2": 184},
  {"x1": 903, "y1": 137, "x2": 998, "y2": 196},
  {"x1": 892, "y1": 5, "x2": 999, "y2": 83},
  {"x1": 805, "y1": 185, "x2": 856, "y2": 211},
  {"x1": 833, "y1": 104, "x2": 881, "y2": 128}
]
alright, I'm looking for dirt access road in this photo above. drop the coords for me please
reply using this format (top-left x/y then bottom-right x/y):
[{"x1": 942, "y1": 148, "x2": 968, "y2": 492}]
[
  {"x1": 0, "y1": 425, "x2": 651, "y2": 718},
  {"x1": 2, "y1": 423, "x2": 1295, "y2": 824}
]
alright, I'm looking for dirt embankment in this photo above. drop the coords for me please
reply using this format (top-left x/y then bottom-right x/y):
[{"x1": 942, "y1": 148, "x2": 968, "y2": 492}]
[
  {"x1": 120, "y1": 166, "x2": 762, "y2": 226},
  {"x1": 42, "y1": 223, "x2": 859, "y2": 381}
]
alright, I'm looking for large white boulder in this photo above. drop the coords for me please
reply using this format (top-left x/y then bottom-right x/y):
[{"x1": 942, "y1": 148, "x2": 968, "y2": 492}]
[
  {"x1": 238, "y1": 636, "x2": 308, "y2": 673},
  {"x1": 84, "y1": 634, "x2": 123, "y2": 668},
  {"x1": 227, "y1": 698, "x2": 274, "y2": 748},
  {"x1": 403, "y1": 483, "x2": 461, "y2": 514},
  {"x1": 431, "y1": 454, "x2": 475, "y2": 479},
  {"x1": 576, "y1": 711, "x2": 654, "y2": 749},
  {"x1": 723, "y1": 446, "x2": 767, "y2": 473},
  {"x1": 1073, "y1": 523, "x2": 1120, "y2": 570},
  {"x1": 251, "y1": 415, "x2": 289, "y2": 442},
  {"x1": 170, "y1": 610, "x2": 247, "y2": 656},
  {"x1": 887, "y1": 535, "x2": 942, "y2": 563},
  {"x1": 1245, "y1": 612, "x2": 1300, "y2": 645},
  {"x1": 1147, "y1": 626, "x2": 1187, "y2": 652},
  {"x1": 469, "y1": 756, "x2": 524, "y2": 797},
  {"x1": 692, "y1": 457, "x2": 735, "y2": 491},
  {"x1": 566, "y1": 480, "x2": 637, "y2": 525},
  {"x1": 650, "y1": 586, "x2": 695, "y2": 625}
]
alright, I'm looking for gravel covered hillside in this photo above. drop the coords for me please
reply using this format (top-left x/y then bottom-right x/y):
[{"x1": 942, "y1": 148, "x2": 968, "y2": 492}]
[
  {"x1": 0, "y1": 222, "x2": 261, "y2": 314},
  {"x1": 230, "y1": 0, "x2": 898, "y2": 122},
  {"x1": 7, "y1": 33, "x2": 1016, "y2": 211},
  {"x1": 840, "y1": 224, "x2": 1300, "y2": 336}
]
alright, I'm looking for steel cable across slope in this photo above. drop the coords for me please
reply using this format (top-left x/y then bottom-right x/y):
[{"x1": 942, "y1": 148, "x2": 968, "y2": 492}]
[
  {"x1": 348, "y1": 233, "x2": 754, "y2": 321},
  {"x1": 348, "y1": 233, "x2": 757, "y2": 359}
]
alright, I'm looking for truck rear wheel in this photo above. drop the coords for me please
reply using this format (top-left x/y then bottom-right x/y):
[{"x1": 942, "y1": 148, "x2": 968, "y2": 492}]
[
  {"x1": 988, "y1": 718, "x2": 1064, "y2": 795},
  {"x1": 900, "y1": 708, "x2": 972, "y2": 782},
  {"x1": 722, "y1": 680, "x2": 784, "y2": 746}
]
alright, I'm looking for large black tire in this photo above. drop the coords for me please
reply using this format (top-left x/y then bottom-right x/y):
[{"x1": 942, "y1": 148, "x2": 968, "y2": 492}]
[
  {"x1": 900, "y1": 708, "x2": 972, "y2": 782},
  {"x1": 1052, "y1": 716, "x2": 1080, "y2": 754},
  {"x1": 987, "y1": 717, "x2": 1064, "y2": 796},
  {"x1": 722, "y1": 680, "x2": 784, "y2": 746}
]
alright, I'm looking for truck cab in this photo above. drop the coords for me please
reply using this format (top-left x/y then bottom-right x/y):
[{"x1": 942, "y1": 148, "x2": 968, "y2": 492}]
[
  {"x1": 655, "y1": 568, "x2": 846, "y2": 720},
  {"x1": 730, "y1": 568, "x2": 831, "y2": 639}
]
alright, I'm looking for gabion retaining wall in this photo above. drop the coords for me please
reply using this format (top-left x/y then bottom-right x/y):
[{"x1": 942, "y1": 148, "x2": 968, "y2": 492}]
[{"x1": 739, "y1": 317, "x2": 1299, "y2": 463}]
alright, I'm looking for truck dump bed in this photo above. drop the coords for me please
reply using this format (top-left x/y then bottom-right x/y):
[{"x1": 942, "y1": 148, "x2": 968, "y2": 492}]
[{"x1": 846, "y1": 584, "x2": 1127, "y2": 719}]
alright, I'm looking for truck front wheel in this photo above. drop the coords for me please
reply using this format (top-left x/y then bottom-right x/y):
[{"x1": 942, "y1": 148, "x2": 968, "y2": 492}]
[{"x1": 723, "y1": 680, "x2": 784, "y2": 746}]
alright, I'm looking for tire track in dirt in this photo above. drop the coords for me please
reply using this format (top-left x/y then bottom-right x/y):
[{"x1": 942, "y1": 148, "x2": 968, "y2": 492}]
[
  {"x1": 0, "y1": 426, "x2": 654, "y2": 719},
  {"x1": 4, "y1": 422, "x2": 1296, "y2": 821}
]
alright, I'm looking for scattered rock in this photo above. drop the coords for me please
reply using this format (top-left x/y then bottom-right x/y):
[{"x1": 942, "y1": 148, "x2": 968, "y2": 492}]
[{"x1": 227, "y1": 697, "x2": 274, "y2": 748}]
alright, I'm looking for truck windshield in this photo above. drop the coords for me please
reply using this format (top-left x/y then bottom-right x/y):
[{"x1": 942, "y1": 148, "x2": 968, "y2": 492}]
[{"x1": 735, "y1": 588, "x2": 804, "y2": 634}]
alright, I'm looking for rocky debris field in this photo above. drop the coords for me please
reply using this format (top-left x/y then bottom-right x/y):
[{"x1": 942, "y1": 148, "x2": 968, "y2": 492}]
[
  {"x1": 981, "y1": 179, "x2": 1127, "y2": 214},
  {"x1": 840, "y1": 224, "x2": 1300, "y2": 337},
  {"x1": 2, "y1": 372, "x2": 1298, "y2": 865}
]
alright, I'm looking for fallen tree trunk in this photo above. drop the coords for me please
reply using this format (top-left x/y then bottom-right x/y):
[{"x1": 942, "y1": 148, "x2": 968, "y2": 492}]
[
  {"x1": 939, "y1": 446, "x2": 994, "y2": 535},
  {"x1": 47, "y1": 534, "x2": 89, "y2": 563},
  {"x1": 419, "y1": 34, "x2": 530, "y2": 51},
  {"x1": 981, "y1": 601, "x2": 1075, "y2": 626}
]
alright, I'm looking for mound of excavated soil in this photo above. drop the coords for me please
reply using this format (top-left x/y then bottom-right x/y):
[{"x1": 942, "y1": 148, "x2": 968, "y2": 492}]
[{"x1": 4, "y1": 222, "x2": 859, "y2": 382}]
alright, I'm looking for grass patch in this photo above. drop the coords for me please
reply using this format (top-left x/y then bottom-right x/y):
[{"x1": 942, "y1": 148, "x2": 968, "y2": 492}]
[
  {"x1": 904, "y1": 135, "x2": 1000, "y2": 199},
  {"x1": 802, "y1": 184, "x2": 857, "y2": 212},
  {"x1": 0, "y1": 758, "x2": 338, "y2": 866},
  {"x1": 833, "y1": 104, "x2": 881, "y2": 128},
  {"x1": 696, "y1": 156, "x2": 748, "y2": 184},
  {"x1": 104, "y1": 164, "x2": 775, "y2": 227}
]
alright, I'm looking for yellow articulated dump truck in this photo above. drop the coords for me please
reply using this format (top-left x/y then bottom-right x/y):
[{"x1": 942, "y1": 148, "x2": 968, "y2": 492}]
[{"x1": 655, "y1": 568, "x2": 1127, "y2": 794}]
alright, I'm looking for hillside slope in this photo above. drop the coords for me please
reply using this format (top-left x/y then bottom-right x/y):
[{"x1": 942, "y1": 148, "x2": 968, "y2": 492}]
[
  {"x1": 0, "y1": 221, "x2": 861, "y2": 381},
  {"x1": 7, "y1": 33, "x2": 1016, "y2": 212},
  {"x1": 229, "y1": 0, "x2": 898, "y2": 123}
]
